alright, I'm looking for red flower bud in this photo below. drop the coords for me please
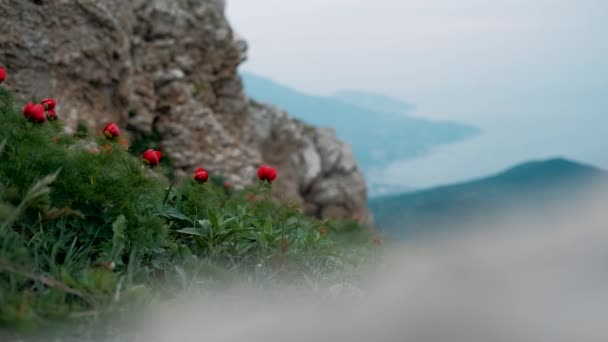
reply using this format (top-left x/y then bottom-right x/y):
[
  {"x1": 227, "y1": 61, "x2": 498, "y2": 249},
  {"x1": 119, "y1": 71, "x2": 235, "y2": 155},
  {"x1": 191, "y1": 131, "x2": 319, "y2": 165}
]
[
  {"x1": 40, "y1": 98, "x2": 56, "y2": 111},
  {"x1": 23, "y1": 103, "x2": 46, "y2": 123},
  {"x1": 257, "y1": 165, "x2": 277, "y2": 182},
  {"x1": 103, "y1": 122, "x2": 121, "y2": 139},
  {"x1": 0, "y1": 66, "x2": 6, "y2": 83},
  {"x1": 142, "y1": 149, "x2": 162, "y2": 166},
  {"x1": 23, "y1": 103, "x2": 32, "y2": 118},
  {"x1": 193, "y1": 168, "x2": 209, "y2": 183},
  {"x1": 47, "y1": 109, "x2": 58, "y2": 121},
  {"x1": 224, "y1": 181, "x2": 232, "y2": 190}
]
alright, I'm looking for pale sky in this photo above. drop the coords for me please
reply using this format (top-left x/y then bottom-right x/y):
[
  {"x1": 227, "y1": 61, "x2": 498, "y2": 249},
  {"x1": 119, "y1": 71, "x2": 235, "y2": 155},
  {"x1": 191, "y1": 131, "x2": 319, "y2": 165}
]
[
  {"x1": 227, "y1": 0, "x2": 607, "y2": 121},
  {"x1": 227, "y1": 0, "x2": 608, "y2": 187}
]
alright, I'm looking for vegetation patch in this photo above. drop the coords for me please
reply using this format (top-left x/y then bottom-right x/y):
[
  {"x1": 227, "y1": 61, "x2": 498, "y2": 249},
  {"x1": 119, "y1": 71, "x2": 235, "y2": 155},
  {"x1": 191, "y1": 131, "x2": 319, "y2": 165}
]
[{"x1": 0, "y1": 76, "x2": 379, "y2": 334}]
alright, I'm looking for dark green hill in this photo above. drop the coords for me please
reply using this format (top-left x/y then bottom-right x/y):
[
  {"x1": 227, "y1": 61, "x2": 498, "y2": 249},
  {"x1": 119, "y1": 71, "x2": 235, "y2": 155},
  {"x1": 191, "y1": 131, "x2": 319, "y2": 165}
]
[{"x1": 369, "y1": 158, "x2": 608, "y2": 236}]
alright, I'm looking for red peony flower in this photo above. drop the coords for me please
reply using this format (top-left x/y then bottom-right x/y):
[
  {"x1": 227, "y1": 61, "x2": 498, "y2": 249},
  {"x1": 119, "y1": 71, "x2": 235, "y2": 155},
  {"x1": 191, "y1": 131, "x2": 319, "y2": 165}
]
[
  {"x1": 257, "y1": 165, "x2": 277, "y2": 182},
  {"x1": 40, "y1": 98, "x2": 56, "y2": 111},
  {"x1": 23, "y1": 102, "x2": 34, "y2": 118},
  {"x1": 0, "y1": 66, "x2": 6, "y2": 83},
  {"x1": 193, "y1": 168, "x2": 209, "y2": 183},
  {"x1": 46, "y1": 109, "x2": 58, "y2": 121},
  {"x1": 103, "y1": 122, "x2": 121, "y2": 139},
  {"x1": 23, "y1": 103, "x2": 46, "y2": 123},
  {"x1": 142, "y1": 149, "x2": 162, "y2": 166}
]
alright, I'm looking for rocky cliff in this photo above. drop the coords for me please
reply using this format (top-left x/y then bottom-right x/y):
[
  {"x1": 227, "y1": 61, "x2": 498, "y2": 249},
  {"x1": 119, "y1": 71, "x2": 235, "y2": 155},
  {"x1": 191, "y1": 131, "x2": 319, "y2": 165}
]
[{"x1": 0, "y1": 0, "x2": 371, "y2": 225}]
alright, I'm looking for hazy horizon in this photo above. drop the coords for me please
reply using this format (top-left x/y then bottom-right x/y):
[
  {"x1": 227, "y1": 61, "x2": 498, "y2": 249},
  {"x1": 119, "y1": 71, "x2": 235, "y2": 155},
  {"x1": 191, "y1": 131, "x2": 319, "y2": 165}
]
[{"x1": 228, "y1": 0, "x2": 608, "y2": 189}]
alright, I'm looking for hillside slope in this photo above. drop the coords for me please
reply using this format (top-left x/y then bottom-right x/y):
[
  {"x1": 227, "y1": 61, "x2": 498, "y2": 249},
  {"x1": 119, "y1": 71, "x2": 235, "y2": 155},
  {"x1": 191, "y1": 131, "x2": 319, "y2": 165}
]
[
  {"x1": 369, "y1": 158, "x2": 608, "y2": 236},
  {"x1": 0, "y1": 85, "x2": 376, "y2": 330},
  {"x1": 242, "y1": 72, "x2": 480, "y2": 172}
]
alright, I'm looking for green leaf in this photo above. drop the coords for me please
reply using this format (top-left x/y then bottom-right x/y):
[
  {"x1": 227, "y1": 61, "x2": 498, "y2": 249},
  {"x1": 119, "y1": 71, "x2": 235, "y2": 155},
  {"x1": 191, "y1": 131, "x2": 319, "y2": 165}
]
[
  {"x1": 158, "y1": 207, "x2": 191, "y2": 222},
  {"x1": 0, "y1": 169, "x2": 61, "y2": 232},
  {"x1": 162, "y1": 184, "x2": 174, "y2": 208},
  {"x1": 197, "y1": 219, "x2": 212, "y2": 230},
  {"x1": 175, "y1": 228, "x2": 205, "y2": 237},
  {"x1": 207, "y1": 209, "x2": 220, "y2": 228},
  {"x1": 220, "y1": 216, "x2": 238, "y2": 228},
  {"x1": 111, "y1": 215, "x2": 127, "y2": 261}
]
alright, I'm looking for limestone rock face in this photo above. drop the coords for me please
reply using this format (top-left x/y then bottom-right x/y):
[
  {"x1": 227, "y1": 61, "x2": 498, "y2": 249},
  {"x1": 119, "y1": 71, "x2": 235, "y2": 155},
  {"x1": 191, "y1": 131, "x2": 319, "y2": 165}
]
[{"x1": 0, "y1": 0, "x2": 372, "y2": 225}]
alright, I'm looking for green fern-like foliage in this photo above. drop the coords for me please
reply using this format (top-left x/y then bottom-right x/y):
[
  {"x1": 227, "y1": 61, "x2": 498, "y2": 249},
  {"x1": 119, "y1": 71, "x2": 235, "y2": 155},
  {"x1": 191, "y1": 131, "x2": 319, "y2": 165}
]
[{"x1": 0, "y1": 86, "x2": 376, "y2": 331}]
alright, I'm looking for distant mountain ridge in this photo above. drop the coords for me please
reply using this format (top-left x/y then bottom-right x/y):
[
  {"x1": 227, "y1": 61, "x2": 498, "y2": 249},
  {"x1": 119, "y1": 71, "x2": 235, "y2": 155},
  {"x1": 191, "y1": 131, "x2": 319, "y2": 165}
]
[
  {"x1": 242, "y1": 72, "x2": 480, "y2": 189},
  {"x1": 369, "y1": 158, "x2": 608, "y2": 236}
]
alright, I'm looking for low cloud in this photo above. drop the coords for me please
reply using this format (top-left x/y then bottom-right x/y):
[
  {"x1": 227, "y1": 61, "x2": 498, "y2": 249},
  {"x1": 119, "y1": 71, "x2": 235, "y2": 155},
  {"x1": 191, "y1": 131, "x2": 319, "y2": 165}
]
[{"x1": 131, "y1": 187, "x2": 608, "y2": 341}]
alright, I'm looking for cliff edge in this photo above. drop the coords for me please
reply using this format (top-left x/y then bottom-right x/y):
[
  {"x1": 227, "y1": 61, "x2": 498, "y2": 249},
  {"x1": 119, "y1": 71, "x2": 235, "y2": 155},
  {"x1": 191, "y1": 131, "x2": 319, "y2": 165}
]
[{"x1": 0, "y1": 0, "x2": 371, "y2": 224}]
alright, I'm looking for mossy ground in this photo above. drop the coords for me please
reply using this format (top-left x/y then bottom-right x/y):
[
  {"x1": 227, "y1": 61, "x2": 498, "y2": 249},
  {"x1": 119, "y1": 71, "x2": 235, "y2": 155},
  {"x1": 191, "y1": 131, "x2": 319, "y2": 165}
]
[{"x1": 0, "y1": 86, "x2": 377, "y2": 335}]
